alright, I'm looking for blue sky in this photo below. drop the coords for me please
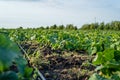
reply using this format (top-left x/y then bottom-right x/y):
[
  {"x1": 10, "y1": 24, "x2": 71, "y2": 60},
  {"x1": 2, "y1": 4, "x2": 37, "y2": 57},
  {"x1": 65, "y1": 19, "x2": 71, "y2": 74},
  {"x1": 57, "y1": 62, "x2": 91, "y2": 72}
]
[{"x1": 0, "y1": 0, "x2": 120, "y2": 28}]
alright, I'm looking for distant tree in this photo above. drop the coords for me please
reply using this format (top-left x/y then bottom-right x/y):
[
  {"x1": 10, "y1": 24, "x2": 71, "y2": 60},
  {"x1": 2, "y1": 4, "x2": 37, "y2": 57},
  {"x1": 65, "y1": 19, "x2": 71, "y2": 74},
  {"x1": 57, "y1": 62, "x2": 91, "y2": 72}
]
[
  {"x1": 39, "y1": 26, "x2": 44, "y2": 29},
  {"x1": 81, "y1": 24, "x2": 90, "y2": 30},
  {"x1": 74, "y1": 26, "x2": 78, "y2": 30},
  {"x1": 46, "y1": 26, "x2": 49, "y2": 29},
  {"x1": 98, "y1": 22, "x2": 104, "y2": 30},
  {"x1": 90, "y1": 23, "x2": 95, "y2": 29},
  {"x1": 18, "y1": 26, "x2": 23, "y2": 29},
  {"x1": 94, "y1": 23, "x2": 99, "y2": 29},
  {"x1": 104, "y1": 23, "x2": 110, "y2": 30},
  {"x1": 66, "y1": 24, "x2": 77, "y2": 30},
  {"x1": 50, "y1": 24, "x2": 57, "y2": 29},
  {"x1": 111, "y1": 21, "x2": 120, "y2": 30},
  {"x1": 58, "y1": 25, "x2": 65, "y2": 30},
  {"x1": 80, "y1": 21, "x2": 120, "y2": 30}
]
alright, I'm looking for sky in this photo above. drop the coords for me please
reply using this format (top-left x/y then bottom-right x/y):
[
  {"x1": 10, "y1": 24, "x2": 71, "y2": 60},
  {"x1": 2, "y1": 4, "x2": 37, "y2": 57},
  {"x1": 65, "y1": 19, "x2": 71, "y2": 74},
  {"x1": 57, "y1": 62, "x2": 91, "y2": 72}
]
[{"x1": 0, "y1": 0, "x2": 120, "y2": 28}]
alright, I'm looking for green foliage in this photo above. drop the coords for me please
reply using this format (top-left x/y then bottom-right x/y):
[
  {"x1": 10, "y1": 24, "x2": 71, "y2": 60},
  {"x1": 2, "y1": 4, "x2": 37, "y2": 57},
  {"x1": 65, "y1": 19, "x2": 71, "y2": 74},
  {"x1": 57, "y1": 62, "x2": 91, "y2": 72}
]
[
  {"x1": 89, "y1": 49, "x2": 120, "y2": 80},
  {"x1": 89, "y1": 73, "x2": 107, "y2": 80},
  {"x1": 0, "y1": 34, "x2": 33, "y2": 80},
  {"x1": 1, "y1": 28, "x2": 120, "y2": 54},
  {"x1": 81, "y1": 21, "x2": 120, "y2": 30},
  {"x1": 93, "y1": 49, "x2": 114, "y2": 65},
  {"x1": 1, "y1": 23, "x2": 120, "y2": 79},
  {"x1": 23, "y1": 67, "x2": 33, "y2": 78},
  {"x1": 0, "y1": 34, "x2": 20, "y2": 71},
  {"x1": 0, "y1": 71, "x2": 18, "y2": 80}
]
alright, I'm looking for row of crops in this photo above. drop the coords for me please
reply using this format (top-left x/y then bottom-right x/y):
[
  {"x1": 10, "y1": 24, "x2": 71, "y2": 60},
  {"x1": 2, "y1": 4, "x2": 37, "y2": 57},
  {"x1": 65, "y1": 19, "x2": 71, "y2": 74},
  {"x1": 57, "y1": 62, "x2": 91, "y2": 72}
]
[
  {"x1": 1, "y1": 28, "x2": 120, "y2": 79},
  {"x1": 4, "y1": 29, "x2": 120, "y2": 54}
]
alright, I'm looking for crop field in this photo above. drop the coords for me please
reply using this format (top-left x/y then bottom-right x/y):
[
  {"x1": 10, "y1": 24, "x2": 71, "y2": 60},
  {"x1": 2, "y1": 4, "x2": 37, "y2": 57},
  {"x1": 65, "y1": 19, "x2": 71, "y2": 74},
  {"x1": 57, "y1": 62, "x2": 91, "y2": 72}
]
[{"x1": 1, "y1": 28, "x2": 120, "y2": 80}]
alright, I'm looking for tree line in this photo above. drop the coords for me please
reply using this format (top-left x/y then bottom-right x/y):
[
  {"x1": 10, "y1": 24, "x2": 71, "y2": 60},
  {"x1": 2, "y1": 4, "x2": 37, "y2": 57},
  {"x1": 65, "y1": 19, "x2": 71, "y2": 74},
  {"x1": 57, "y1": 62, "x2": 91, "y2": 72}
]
[
  {"x1": 37, "y1": 24, "x2": 78, "y2": 30},
  {"x1": 81, "y1": 21, "x2": 120, "y2": 30},
  {"x1": 8, "y1": 21, "x2": 120, "y2": 30},
  {"x1": 37, "y1": 21, "x2": 120, "y2": 30}
]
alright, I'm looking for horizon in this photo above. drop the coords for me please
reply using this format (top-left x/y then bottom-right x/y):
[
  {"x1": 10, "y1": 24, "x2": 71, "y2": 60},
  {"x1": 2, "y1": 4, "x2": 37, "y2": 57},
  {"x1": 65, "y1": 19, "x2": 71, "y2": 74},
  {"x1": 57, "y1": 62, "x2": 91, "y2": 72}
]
[{"x1": 0, "y1": 0, "x2": 120, "y2": 28}]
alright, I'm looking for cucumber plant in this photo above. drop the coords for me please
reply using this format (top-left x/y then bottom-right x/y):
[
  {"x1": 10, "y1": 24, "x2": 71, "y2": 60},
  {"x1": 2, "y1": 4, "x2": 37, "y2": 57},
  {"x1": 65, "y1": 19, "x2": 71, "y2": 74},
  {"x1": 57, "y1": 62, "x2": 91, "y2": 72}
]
[{"x1": 89, "y1": 49, "x2": 120, "y2": 80}]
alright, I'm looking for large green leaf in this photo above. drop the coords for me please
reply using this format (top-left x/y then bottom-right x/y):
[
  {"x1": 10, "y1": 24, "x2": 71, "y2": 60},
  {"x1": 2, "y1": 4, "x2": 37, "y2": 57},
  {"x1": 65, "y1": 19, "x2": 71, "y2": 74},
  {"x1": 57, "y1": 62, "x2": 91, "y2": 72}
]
[
  {"x1": 0, "y1": 71, "x2": 18, "y2": 80},
  {"x1": 103, "y1": 49, "x2": 114, "y2": 61},
  {"x1": 93, "y1": 52, "x2": 104, "y2": 65},
  {"x1": 93, "y1": 49, "x2": 115, "y2": 65},
  {"x1": 15, "y1": 56, "x2": 28, "y2": 74},
  {"x1": 0, "y1": 61, "x2": 4, "y2": 72},
  {"x1": 0, "y1": 35, "x2": 21, "y2": 69}
]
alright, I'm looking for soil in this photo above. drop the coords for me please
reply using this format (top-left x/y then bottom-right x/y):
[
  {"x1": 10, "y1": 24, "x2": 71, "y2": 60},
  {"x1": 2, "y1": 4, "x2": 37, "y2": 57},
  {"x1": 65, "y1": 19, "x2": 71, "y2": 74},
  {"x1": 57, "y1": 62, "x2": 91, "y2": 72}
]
[
  {"x1": 38, "y1": 54, "x2": 95, "y2": 80},
  {"x1": 20, "y1": 41, "x2": 96, "y2": 80}
]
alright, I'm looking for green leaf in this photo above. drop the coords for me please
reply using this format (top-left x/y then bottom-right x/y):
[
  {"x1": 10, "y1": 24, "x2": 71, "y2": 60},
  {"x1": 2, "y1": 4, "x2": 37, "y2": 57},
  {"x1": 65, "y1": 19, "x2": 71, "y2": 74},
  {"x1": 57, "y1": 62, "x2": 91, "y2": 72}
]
[
  {"x1": 106, "y1": 61, "x2": 120, "y2": 70},
  {"x1": 93, "y1": 52, "x2": 104, "y2": 65},
  {"x1": 103, "y1": 49, "x2": 114, "y2": 61},
  {"x1": 0, "y1": 34, "x2": 21, "y2": 69},
  {"x1": 0, "y1": 61, "x2": 4, "y2": 72},
  {"x1": 91, "y1": 47, "x2": 97, "y2": 55},
  {"x1": 15, "y1": 56, "x2": 28, "y2": 74},
  {"x1": 111, "y1": 74, "x2": 120, "y2": 80},
  {"x1": 95, "y1": 65, "x2": 104, "y2": 71},
  {"x1": 114, "y1": 50, "x2": 120, "y2": 61},
  {"x1": 23, "y1": 67, "x2": 33, "y2": 78},
  {"x1": 110, "y1": 44, "x2": 115, "y2": 49},
  {"x1": 0, "y1": 71, "x2": 18, "y2": 80},
  {"x1": 89, "y1": 73, "x2": 107, "y2": 80}
]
